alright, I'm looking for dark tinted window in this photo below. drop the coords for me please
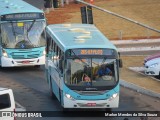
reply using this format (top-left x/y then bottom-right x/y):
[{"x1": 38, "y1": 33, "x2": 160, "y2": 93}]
[{"x1": 0, "y1": 94, "x2": 11, "y2": 109}]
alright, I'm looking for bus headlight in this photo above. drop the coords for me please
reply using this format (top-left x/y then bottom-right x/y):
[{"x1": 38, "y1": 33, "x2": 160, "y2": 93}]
[
  {"x1": 65, "y1": 93, "x2": 75, "y2": 100},
  {"x1": 3, "y1": 49, "x2": 8, "y2": 57},
  {"x1": 109, "y1": 93, "x2": 118, "y2": 101},
  {"x1": 43, "y1": 50, "x2": 46, "y2": 55}
]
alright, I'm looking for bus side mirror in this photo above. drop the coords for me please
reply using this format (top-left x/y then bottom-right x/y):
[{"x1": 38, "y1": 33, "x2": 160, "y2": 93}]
[{"x1": 119, "y1": 59, "x2": 123, "y2": 68}]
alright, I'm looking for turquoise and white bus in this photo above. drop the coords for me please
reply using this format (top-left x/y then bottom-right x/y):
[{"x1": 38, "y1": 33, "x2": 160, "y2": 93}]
[
  {"x1": 0, "y1": 0, "x2": 46, "y2": 67},
  {"x1": 45, "y1": 24, "x2": 122, "y2": 110}
]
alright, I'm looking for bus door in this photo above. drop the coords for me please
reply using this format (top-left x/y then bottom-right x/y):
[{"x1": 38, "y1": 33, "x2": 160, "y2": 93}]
[{"x1": 50, "y1": 48, "x2": 61, "y2": 101}]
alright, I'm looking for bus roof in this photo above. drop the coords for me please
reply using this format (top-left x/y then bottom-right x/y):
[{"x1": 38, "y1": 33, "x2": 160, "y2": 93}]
[
  {"x1": 0, "y1": 0, "x2": 43, "y2": 16},
  {"x1": 46, "y1": 24, "x2": 117, "y2": 51}
]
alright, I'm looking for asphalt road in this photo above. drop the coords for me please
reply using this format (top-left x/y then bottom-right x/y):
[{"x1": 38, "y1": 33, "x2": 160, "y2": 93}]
[
  {"x1": 0, "y1": 0, "x2": 159, "y2": 120},
  {"x1": 0, "y1": 66, "x2": 159, "y2": 120}
]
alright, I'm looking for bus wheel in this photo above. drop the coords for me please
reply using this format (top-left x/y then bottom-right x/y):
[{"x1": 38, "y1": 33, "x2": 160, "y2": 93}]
[
  {"x1": 62, "y1": 108, "x2": 69, "y2": 112},
  {"x1": 105, "y1": 108, "x2": 112, "y2": 112},
  {"x1": 34, "y1": 65, "x2": 41, "y2": 68},
  {"x1": 50, "y1": 80, "x2": 56, "y2": 99}
]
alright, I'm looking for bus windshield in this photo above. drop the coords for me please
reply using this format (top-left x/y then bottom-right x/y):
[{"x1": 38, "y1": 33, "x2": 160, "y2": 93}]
[
  {"x1": 1, "y1": 21, "x2": 46, "y2": 49},
  {"x1": 65, "y1": 57, "x2": 118, "y2": 91}
]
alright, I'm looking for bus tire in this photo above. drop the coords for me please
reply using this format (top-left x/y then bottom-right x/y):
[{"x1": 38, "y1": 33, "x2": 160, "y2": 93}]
[
  {"x1": 34, "y1": 65, "x2": 41, "y2": 68},
  {"x1": 62, "y1": 108, "x2": 69, "y2": 112},
  {"x1": 50, "y1": 79, "x2": 56, "y2": 99},
  {"x1": 105, "y1": 108, "x2": 112, "y2": 112}
]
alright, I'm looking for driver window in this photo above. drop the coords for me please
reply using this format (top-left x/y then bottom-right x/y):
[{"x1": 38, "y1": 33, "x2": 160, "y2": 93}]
[
  {"x1": 53, "y1": 45, "x2": 59, "y2": 66},
  {"x1": 59, "y1": 50, "x2": 64, "y2": 73},
  {"x1": 46, "y1": 36, "x2": 50, "y2": 54}
]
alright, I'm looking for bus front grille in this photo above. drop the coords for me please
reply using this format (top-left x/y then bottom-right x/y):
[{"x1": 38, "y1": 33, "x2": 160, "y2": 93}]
[
  {"x1": 12, "y1": 55, "x2": 25, "y2": 59},
  {"x1": 12, "y1": 54, "x2": 40, "y2": 59},
  {"x1": 75, "y1": 90, "x2": 106, "y2": 95},
  {"x1": 27, "y1": 54, "x2": 40, "y2": 58}
]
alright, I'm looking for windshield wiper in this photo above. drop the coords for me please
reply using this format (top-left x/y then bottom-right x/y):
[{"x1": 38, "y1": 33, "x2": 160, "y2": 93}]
[
  {"x1": 27, "y1": 20, "x2": 36, "y2": 32},
  {"x1": 100, "y1": 57, "x2": 107, "y2": 65},
  {"x1": 92, "y1": 61, "x2": 99, "y2": 66},
  {"x1": 26, "y1": 20, "x2": 37, "y2": 47},
  {"x1": 71, "y1": 50, "x2": 89, "y2": 66},
  {"x1": 10, "y1": 21, "x2": 17, "y2": 42}
]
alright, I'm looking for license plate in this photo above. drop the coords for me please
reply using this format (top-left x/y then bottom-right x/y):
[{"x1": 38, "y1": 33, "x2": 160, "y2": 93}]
[
  {"x1": 22, "y1": 61, "x2": 30, "y2": 64},
  {"x1": 87, "y1": 103, "x2": 96, "y2": 106}
]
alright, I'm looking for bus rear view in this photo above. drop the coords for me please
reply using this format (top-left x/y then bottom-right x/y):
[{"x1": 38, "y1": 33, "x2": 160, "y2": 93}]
[{"x1": 45, "y1": 24, "x2": 122, "y2": 110}]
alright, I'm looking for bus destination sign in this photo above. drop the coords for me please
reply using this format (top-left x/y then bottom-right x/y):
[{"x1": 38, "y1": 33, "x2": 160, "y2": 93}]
[
  {"x1": 68, "y1": 49, "x2": 115, "y2": 56},
  {"x1": 81, "y1": 49, "x2": 103, "y2": 55},
  {"x1": 1, "y1": 13, "x2": 44, "y2": 21}
]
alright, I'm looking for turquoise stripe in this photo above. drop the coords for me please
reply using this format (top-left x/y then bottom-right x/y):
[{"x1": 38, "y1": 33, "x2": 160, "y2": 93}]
[
  {"x1": 63, "y1": 83, "x2": 119, "y2": 100},
  {"x1": 4, "y1": 47, "x2": 45, "y2": 59}
]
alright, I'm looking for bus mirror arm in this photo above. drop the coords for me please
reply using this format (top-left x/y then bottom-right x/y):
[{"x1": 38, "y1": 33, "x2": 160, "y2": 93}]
[
  {"x1": 118, "y1": 52, "x2": 123, "y2": 68},
  {"x1": 119, "y1": 59, "x2": 123, "y2": 68},
  {"x1": 118, "y1": 52, "x2": 121, "y2": 57}
]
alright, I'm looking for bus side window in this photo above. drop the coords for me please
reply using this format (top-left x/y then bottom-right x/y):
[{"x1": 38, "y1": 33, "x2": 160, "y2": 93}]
[
  {"x1": 49, "y1": 39, "x2": 52, "y2": 52},
  {"x1": 41, "y1": 30, "x2": 45, "y2": 39},
  {"x1": 53, "y1": 45, "x2": 59, "y2": 66},
  {"x1": 46, "y1": 35, "x2": 51, "y2": 55},
  {"x1": 59, "y1": 50, "x2": 64, "y2": 73},
  {"x1": 56, "y1": 46, "x2": 59, "y2": 56},
  {"x1": 0, "y1": 28, "x2": 1, "y2": 42},
  {"x1": 0, "y1": 25, "x2": 1, "y2": 35},
  {"x1": 51, "y1": 40, "x2": 54, "y2": 50},
  {"x1": 53, "y1": 42, "x2": 56, "y2": 52},
  {"x1": 50, "y1": 39, "x2": 56, "y2": 61},
  {"x1": 52, "y1": 44, "x2": 56, "y2": 61},
  {"x1": 46, "y1": 39, "x2": 48, "y2": 55}
]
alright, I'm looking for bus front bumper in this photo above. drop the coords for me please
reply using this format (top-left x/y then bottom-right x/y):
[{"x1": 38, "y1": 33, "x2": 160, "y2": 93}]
[
  {"x1": 1, "y1": 56, "x2": 45, "y2": 67},
  {"x1": 63, "y1": 95, "x2": 119, "y2": 109}
]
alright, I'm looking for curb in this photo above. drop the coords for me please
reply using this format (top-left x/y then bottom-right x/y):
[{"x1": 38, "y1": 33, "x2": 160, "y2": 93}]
[
  {"x1": 128, "y1": 67, "x2": 160, "y2": 82},
  {"x1": 110, "y1": 38, "x2": 160, "y2": 52},
  {"x1": 118, "y1": 46, "x2": 160, "y2": 52},
  {"x1": 120, "y1": 80, "x2": 160, "y2": 99},
  {"x1": 111, "y1": 39, "x2": 160, "y2": 45}
]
